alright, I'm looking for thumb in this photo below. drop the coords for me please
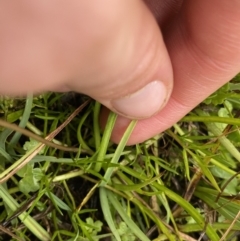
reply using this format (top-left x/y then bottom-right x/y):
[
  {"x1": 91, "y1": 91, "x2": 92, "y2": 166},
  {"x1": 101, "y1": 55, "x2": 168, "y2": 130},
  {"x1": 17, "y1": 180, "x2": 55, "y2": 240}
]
[
  {"x1": 0, "y1": 0, "x2": 173, "y2": 119},
  {"x1": 67, "y1": 0, "x2": 173, "y2": 119}
]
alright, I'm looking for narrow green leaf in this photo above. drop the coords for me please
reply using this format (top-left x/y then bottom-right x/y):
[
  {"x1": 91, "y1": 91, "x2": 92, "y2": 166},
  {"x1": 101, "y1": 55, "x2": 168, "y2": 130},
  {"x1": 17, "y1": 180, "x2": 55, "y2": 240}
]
[
  {"x1": 0, "y1": 185, "x2": 50, "y2": 241},
  {"x1": 99, "y1": 187, "x2": 121, "y2": 241},
  {"x1": 9, "y1": 94, "x2": 33, "y2": 148},
  {"x1": 195, "y1": 186, "x2": 240, "y2": 225},
  {"x1": 153, "y1": 183, "x2": 220, "y2": 241},
  {"x1": 107, "y1": 189, "x2": 151, "y2": 241},
  {"x1": 95, "y1": 112, "x2": 117, "y2": 172},
  {"x1": 45, "y1": 192, "x2": 71, "y2": 212},
  {"x1": 100, "y1": 120, "x2": 137, "y2": 186},
  {"x1": 112, "y1": 176, "x2": 159, "y2": 192},
  {"x1": 93, "y1": 101, "x2": 101, "y2": 150}
]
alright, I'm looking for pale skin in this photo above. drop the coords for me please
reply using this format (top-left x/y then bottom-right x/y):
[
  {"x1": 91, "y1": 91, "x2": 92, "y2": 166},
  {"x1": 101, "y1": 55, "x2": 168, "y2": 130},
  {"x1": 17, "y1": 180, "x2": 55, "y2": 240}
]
[{"x1": 0, "y1": 0, "x2": 240, "y2": 144}]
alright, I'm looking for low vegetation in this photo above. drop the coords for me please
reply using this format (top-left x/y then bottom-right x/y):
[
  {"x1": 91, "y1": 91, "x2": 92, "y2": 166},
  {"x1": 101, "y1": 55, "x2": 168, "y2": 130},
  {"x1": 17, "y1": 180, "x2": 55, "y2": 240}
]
[{"x1": 0, "y1": 74, "x2": 240, "y2": 241}]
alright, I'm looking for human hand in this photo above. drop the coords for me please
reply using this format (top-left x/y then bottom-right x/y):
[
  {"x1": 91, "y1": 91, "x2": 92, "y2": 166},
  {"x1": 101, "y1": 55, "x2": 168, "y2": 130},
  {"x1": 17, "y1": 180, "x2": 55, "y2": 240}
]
[{"x1": 0, "y1": 1, "x2": 240, "y2": 144}]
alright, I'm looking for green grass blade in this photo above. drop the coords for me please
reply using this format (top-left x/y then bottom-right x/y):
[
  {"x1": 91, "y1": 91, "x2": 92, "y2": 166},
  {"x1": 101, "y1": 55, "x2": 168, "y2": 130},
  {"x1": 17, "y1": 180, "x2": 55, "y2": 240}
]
[
  {"x1": 99, "y1": 187, "x2": 121, "y2": 241},
  {"x1": 112, "y1": 176, "x2": 159, "y2": 192},
  {"x1": 206, "y1": 122, "x2": 240, "y2": 162},
  {"x1": 0, "y1": 185, "x2": 50, "y2": 241},
  {"x1": 107, "y1": 189, "x2": 151, "y2": 241},
  {"x1": 95, "y1": 112, "x2": 117, "y2": 172},
  {"x1": 100, "y1": 120, "x2": 137, "y2": 186},
  {"x1": 182, "y1": 115, "x2": 240, "y2": 125},
  {"x1": 93, "y1": 101, "x2": 101, "y2": 150},
  {"x1": 152, "y1": 183, "x2": 220, "y2": 241},
  {"x1": 77, "y1": 109, "x2": 94, "y2": 155},
  {"x1": 9, "y1": 94, "x2": 33, "y2": 147},
  {"x1": 195, "y1": 186, "x2": 240, "y2": 225}
]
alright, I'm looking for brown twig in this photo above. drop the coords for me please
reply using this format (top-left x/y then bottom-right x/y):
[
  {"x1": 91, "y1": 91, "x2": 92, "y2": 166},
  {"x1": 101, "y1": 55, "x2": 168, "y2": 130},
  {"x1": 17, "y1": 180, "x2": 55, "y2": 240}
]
[
  {"x1": 0, "y1": 225, "x2": 24, "y2": 241},
  {"x1": 0, "y1": 99, "x2": 90, "y2": 184},
  {"x1": 0, "y1": 99, "x2": 90, "y2": 153},
  {"x1": 220, "y1": 211, "x2": 240, "y2": 241}
]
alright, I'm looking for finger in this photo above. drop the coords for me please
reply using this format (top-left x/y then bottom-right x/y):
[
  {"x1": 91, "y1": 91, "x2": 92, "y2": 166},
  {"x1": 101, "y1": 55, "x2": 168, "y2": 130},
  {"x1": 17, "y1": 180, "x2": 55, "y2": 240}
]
[
  {"x1": 0, "y1": 0, "x2": 174, "y2": 120},
  {"x1": 143, "y1": 0, "x2": 183, "y2": 27},
  {"x1": 108, "y1": 0, "x2": 240, "y2": 144},
  {"x1": 67, "y1": 0, "x2": 174, "y2": 119},
  {"x1": 0, "y1": 1, "x2": 76, "y2": 94}
]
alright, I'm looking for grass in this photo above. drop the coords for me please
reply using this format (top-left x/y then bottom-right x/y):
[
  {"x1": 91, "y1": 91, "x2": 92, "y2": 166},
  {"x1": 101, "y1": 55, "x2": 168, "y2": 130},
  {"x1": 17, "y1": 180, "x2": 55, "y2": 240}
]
[{"x1": 0, "y1": 74, "x2": 240, "y2": 241}]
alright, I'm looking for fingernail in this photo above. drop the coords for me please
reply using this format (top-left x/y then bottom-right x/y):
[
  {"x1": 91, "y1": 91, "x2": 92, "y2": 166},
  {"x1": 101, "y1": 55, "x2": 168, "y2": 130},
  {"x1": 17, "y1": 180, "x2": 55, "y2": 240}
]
[{"x1": 112, "y1": 80, "x2": 167, "y2": 119}]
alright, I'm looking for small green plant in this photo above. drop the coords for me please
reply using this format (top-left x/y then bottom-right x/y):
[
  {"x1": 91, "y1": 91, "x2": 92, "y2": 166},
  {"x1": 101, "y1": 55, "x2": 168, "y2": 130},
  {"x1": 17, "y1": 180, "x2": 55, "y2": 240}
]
[
  {"x1": 112, "y1": 221, "x2": 136, "y2": 241},
  {"x1": 17, "y1": 163, "x2": 43, "y2": 194},
  {"x1": 0, "y1": 75, "x2": 240, "y2": 240},
  {"x1": 23, "y1": 138, "x2": 45, "y2": 154},
  {"x1": 85, "y1": 217, "x2": 103, "y2": 241}
]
